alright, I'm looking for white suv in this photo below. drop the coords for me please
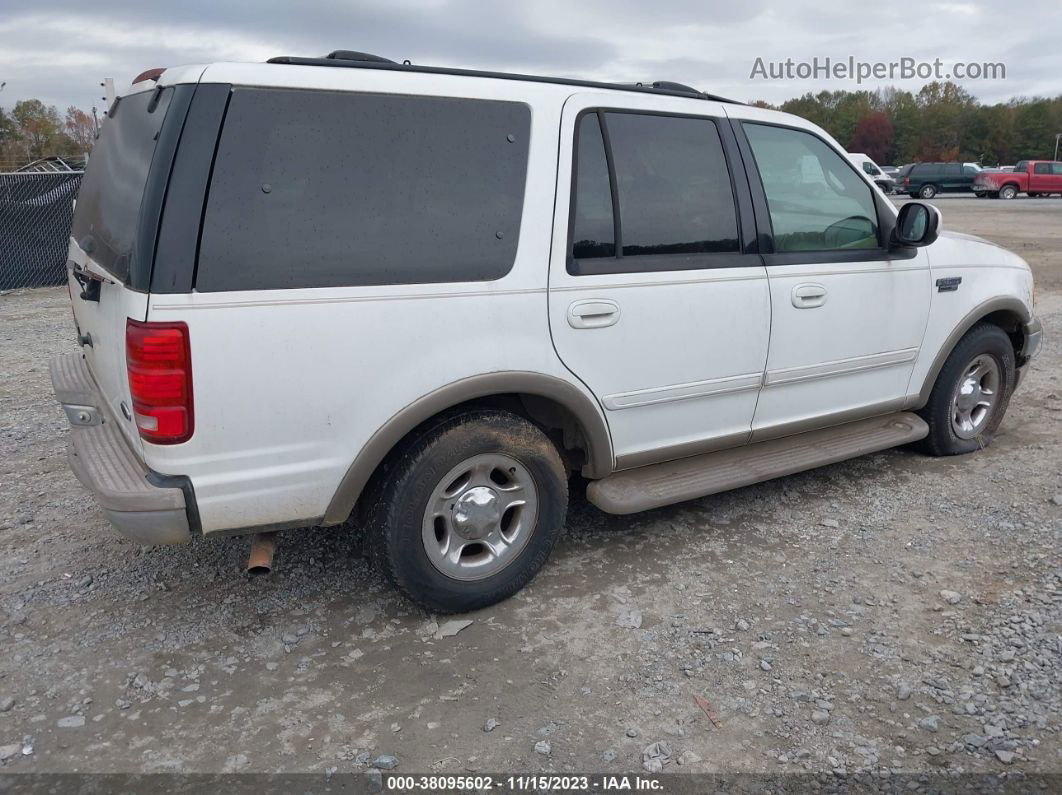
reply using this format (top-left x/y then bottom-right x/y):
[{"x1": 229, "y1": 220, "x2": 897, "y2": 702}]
[{"x1": 53, "y1": 51, "x2": 1041, "y2": 612}]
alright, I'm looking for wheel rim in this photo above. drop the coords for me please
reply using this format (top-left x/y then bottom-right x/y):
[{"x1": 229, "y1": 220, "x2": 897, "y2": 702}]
[
  {"x1": 950, "y1": 354, "x2": 1002, "y2": 439},
  {"x1": 1002, "y1": 187, "x2": 1015, "y2": 199},
  {"x1": 422, "y1": 453, "x2": 539, "y2": 581},
  {"x1": 921, "y1": 186, "x2": 935, "y2": 198}
]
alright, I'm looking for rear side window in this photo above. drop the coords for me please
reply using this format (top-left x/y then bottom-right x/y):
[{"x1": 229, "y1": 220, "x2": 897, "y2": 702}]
[
  {"x1": 944, "y1": 163, "x2": 962, "y2": 177},
  {"x1": 911, "y1": 164, "x2": 933, "y2": 177},
  {"x1": 1034, "y1": 162, "x2": 1051, "y2": 174},
  {"x1": 196, "y1": 89, "x2": 531, "y2": 291},
  {"x1": 570, "y1": 110, "x2": 739, "y2": 273},
  {"x1": 71, "y1": 88, "x2": 174, "y2": 282}
]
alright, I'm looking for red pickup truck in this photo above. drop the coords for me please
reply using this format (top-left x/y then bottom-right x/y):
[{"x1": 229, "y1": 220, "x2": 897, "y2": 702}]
[{"x1": 974, "y1": 160, "x2": 1062, "y2": 199}]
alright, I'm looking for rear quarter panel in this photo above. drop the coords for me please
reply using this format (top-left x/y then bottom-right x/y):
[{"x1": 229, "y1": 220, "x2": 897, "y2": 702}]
[{"x1": 141, "y1": 75, "x2": 589, "y2": 534}]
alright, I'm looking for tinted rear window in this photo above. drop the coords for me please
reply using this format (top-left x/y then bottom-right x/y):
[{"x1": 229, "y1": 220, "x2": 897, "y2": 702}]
[
  {"x1": 70, "y1": 88, "x2": 174, "y2": 282},
  {"x1": 196, "y1": 88, "x2": 531, "y2": 291}
]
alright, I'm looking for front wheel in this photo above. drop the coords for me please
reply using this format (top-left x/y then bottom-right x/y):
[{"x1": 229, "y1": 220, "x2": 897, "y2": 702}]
[
  {"x1": 915, "y1": 323, "x2": 1015, "y2": 456},
  {"x1": 367, "y1": 409, "x2": 568, "y2": 613}
]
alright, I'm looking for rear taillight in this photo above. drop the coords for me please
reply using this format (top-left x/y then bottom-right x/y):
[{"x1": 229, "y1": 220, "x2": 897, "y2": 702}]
[
  {"x1": 126, "y1": 319, "x2": 193, "y2": 444},
  {"x1": 904, "y1": 176, "x2": 909, "y2": 186}
]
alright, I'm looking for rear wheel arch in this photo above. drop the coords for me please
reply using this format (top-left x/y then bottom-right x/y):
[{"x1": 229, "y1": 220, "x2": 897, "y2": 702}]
[
  {"x1": 322, "y1": 373, "x2": 613, "y2": 525},
  {"x1": 913, "y1": 299, "x2": 1030, "y2": 408}
]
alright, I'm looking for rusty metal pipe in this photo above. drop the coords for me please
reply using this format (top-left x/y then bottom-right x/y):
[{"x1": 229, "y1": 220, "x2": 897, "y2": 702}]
[{"x1": 246, "y1": 532, "x2": 277, "y2": 575}]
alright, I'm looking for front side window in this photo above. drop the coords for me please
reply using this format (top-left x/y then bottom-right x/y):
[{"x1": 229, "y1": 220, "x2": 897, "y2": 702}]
[
  {"x1": 197, "y1": 89, "x2": 530, "y2": 291},
  {"x1": 862, "y1": 162, "x2": 880, "y2": 176},
  {"x1": 743, "y1": 123, "x2": 879, "y2": 253},
  {"x1": 570, "y1": 110, "x2": 739, "y2": 271}
]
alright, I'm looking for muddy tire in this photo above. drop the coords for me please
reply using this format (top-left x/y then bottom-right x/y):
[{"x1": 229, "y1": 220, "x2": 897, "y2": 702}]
[
  {"x1": 915, "y1": 323, "x2": 1015, "y2": 456},
  {"x1": 367, "y1": 409, "x2": 568, "y2": 613}
]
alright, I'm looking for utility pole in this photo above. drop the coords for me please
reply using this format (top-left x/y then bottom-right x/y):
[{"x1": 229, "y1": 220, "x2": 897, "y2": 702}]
[{"x1": 1055, "y1": 133, "x2": 1061, "y2": 162}]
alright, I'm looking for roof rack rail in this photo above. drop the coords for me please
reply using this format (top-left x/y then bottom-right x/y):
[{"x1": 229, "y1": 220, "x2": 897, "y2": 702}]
[
  {"x1": 265, "y1": 53, "x2": 742, "y2": 105},
  {"x1": 324, "y1": 50, "x2": 395, "y2": 64}
]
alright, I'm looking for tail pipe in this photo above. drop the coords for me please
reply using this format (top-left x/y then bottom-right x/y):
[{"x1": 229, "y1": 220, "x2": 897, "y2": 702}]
[{"x1": 246, "y1": 532, "x2": 278, "y2": 575}]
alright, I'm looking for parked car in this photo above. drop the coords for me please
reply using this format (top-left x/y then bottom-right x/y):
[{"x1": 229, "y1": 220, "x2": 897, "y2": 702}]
[
  {"x1": 973, "y1": 160, "x2": 1062, "y2": 199},
  {"x1": 53, "y1": 51, "x2": 1042, "y2": 612},
  {"x1": 848, "y1": 152, "x2": 895, "y2": 192},
  {"x1": 902, "y1": 162, "x2": 982, "y2": 198}
]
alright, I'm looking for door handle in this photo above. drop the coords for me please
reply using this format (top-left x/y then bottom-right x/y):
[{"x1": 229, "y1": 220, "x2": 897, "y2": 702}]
[
  {"x1": 567, "y1": 299, "x2": 620, "y2": 329},
  {"x1": 792, "y1": 283, "x2": 827, "y2": 308}
]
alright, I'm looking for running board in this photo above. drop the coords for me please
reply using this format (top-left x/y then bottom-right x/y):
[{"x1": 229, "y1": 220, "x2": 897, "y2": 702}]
[{"x1": 587, "y1": 412, "x2": 929, "y2": 515}]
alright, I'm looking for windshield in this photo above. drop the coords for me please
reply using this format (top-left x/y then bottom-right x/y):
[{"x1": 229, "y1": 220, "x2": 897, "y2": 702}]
[{"x1": 70, "y1": 87, "x2": 173, "y2": 282}]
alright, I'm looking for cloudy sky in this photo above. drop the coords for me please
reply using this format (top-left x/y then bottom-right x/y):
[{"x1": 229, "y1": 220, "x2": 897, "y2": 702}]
[{"x1": 1, "y1": 0, "x2": 1058, "y2": 112}]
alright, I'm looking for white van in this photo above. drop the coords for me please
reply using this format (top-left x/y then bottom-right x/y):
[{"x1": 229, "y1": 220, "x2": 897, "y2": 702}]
[
  {"x1": 53, "y1": 51, "x2": 1041, "y2": 612},
  {"x1": 848, "y1": 152, "x2": 895, "y2": 192}
]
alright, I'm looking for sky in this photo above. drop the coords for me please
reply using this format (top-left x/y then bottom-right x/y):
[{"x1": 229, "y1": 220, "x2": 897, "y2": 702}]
[{"x1": 1, "y1": 0, "x2": 1059, "y2": 112}]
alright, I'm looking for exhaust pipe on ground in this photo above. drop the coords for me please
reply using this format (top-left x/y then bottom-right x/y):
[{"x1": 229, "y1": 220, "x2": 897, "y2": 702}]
[{"x1": 246, "y1": 532, "x2": 278, "y2": 575}]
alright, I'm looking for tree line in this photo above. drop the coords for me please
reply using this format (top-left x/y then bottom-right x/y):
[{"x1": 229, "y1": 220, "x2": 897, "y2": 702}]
[
  {"x1": 0, "y1": 100, "x2": 95, "y2": 169},
  {"x1": 2, "y1": 80, "x2": 1060, "y2": 170},
  {"x1": 753, "y1": 81, "x2": 1062, "y2": 167}
]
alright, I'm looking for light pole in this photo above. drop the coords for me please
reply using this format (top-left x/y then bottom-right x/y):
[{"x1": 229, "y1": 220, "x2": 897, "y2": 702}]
[{"x1": 1055, "y1": 133, "x2": 1061, "y2": 162}]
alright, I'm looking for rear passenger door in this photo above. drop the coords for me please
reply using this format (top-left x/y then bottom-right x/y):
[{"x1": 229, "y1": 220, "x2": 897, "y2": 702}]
[
  {"x1": 733, "y1": 118, "x2": 931, "y2": 440},
  {"x1": 548, "y1": 94, "x2": 770, "y2": 469}
]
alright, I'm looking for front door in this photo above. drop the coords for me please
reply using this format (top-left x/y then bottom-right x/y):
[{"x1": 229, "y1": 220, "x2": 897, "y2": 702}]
[
  {"x1": 734, "y1": 117, "x2": 931, "y2": 440},
  {"x1": 548, "y1": 94, "x2": 771, "y2": 469}
]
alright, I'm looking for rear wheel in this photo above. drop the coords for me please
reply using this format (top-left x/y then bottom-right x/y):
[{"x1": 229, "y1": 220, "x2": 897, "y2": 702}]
[
  {"x1": 999, "y1": 184, "x2": 1018, "y2": 200},
  {"x1": 919, "y1": 184, "x2": 938, "y2": 199},
  {"x1": 915, "y1": 323, "x2": 1015, "y2": 456},
  {"x1": 368, "y1": 409, "x2": 568, "y2": 613}
]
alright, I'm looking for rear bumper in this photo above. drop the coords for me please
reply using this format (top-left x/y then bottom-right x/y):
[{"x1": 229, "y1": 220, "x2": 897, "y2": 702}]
[{"x1": 50, "y1": 353, "x2": 193, "y2": 544}]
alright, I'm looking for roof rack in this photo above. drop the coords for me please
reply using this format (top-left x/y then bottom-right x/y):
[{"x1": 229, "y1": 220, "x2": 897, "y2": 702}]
[{"x1": 266, "y1": 52, "x2": 742, "y2": 105}]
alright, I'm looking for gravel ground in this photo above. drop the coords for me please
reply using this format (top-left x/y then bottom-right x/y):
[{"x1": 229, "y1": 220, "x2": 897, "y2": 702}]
[{"x1": 0, "y1": 198, "x2": 1059, "y2": 781}]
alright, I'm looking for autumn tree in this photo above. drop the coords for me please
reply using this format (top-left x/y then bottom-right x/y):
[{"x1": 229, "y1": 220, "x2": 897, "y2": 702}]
[
  {"x1": 12, "y1": 99, "x2": 63, "y2": 159},
  {"x1": 63, "y1": 107, "x2": 96, "y2": 152},
  {"x1": 849, "y1": 111, "x2": 894, "y2": 163}
]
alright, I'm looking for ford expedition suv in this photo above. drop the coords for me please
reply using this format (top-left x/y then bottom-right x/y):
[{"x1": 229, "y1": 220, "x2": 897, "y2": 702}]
[
  {"x1": 53, "y1": 51, "x2": 1042, "y2": 612},
  {"x1": 903, "y1": 162, "x2": 982, "y2": 198},
  {"x1": 973, "y1": 160, "x2": 1062, "y2": 199}
]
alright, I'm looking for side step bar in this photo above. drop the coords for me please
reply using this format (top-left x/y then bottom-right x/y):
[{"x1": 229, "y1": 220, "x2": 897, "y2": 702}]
[{"x1": 587, "y1": 412, "x2": 929, "y2": 515}]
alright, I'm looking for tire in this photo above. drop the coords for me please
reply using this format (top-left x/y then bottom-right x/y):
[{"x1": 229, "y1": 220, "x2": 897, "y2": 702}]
[
  {"x1": 1028, "y1": 192, "x2": 1040, "y2": 198},
  {"x1": 999, "y1": 185, "x2": 1018, "y2": 200},
  {"x1": 915, "y1": 323, "x2": 1016, "y2": 456},
  {"x1": 367, "y1": 408, "x2": 568, "y2": 613},
  {"x1": 974, "y1": 192, "x2": 986, "y2": 198},
  {"x1": 919, "y1": 184, "x2": 938, "y2": 199}
]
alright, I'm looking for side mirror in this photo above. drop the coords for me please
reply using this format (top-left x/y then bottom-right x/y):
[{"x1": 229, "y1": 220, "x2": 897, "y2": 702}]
[{"x1": 892, "y1": 202, "x2": 941, "y2": 248}]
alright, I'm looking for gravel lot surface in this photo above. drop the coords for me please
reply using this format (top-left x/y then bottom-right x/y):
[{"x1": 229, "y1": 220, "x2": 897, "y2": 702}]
[{"x1": 0, "y1": 198, "x2": 1059, "y2": 781}]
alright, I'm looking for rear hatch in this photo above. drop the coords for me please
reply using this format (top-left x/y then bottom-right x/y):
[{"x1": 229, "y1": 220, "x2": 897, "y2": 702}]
[{"x1": 67, "y1": 85, "x2": 183, "y2": 454}]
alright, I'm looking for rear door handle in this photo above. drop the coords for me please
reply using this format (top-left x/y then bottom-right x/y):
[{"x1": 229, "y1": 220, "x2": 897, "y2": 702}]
[
  {"x1": 567, "y1": 299, "x2": 620, "y2": 329},
  {"x1": 792, "y1": 283, "x2": 827, "y2": 308}
]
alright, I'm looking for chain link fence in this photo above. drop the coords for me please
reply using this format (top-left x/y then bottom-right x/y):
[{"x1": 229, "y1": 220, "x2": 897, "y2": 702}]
[{"x1": 0, "y1": 172, "x2": 83, "y2": 290}]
